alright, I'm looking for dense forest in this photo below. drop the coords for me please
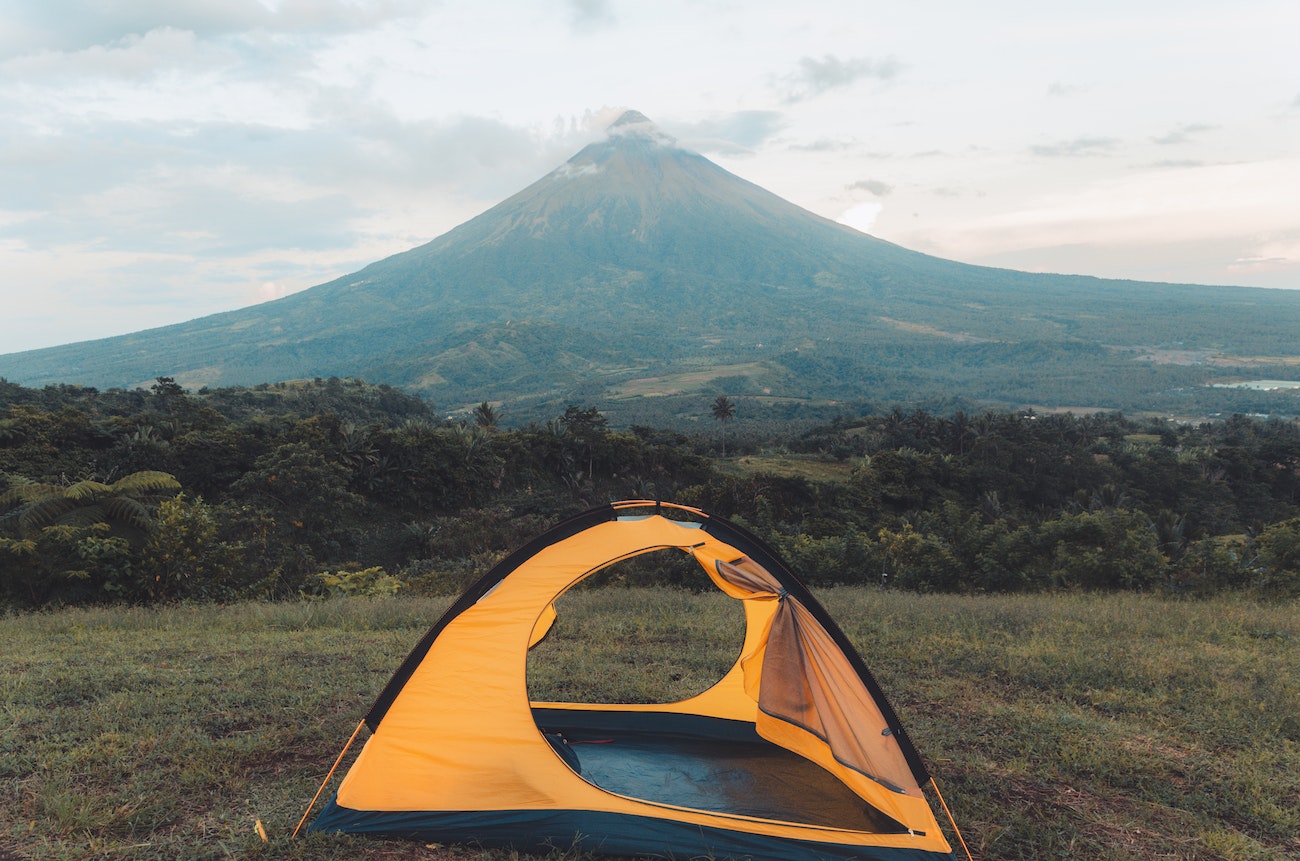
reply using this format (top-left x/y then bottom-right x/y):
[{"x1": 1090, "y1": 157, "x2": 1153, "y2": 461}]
[{"x1": 2, "y1": 375, "x2": 1298, "y2": 609}]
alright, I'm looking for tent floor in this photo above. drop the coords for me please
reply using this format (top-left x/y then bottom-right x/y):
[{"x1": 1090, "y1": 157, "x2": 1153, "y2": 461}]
[{"x1": 534, "y1": 708, "x2": 906, "y2": 834}]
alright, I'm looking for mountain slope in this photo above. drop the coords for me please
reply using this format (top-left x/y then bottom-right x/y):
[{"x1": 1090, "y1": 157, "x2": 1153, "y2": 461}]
[{"x1": 3, "y1": 110, "x2": 1300, "y2": 419}]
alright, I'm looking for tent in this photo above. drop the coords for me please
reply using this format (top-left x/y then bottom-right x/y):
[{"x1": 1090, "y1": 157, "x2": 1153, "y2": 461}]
[{"x1": 304, "y1": 501, "x2": 961, "y2": 861}]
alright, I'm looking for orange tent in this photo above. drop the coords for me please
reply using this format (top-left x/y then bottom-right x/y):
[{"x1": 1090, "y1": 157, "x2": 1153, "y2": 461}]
[{"x1": 306, "y1": 501, "x2": 958, "y2": 861}]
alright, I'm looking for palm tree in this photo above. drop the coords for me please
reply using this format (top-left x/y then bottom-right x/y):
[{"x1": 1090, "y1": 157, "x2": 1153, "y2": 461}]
[
  {"x1": 0, "y1": 470, "x2": 181, "y2": 545},
  {"x1": 473, "y1": 401, "x2": 500, "y2": 429},
  {"x1": 711, "y1": 396, "x2": 736, "y2": 456}
]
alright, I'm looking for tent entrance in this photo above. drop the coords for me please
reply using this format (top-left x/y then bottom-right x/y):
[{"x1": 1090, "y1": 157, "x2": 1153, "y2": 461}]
[
  {"x1": 526, "y1": 547, "x2": 907, "y2": 835},
  {"x1": 535, "y1": 708, "x2": 908, "y2": 833},
  {"x1": 525, "y1": 549, "x2": 747, "y2": 706}
]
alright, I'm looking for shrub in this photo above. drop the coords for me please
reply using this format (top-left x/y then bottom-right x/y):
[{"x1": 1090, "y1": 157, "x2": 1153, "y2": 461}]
[
  {"x1": 1253, "y1": 517, "x2": 1300, "y2": 598},
  {"x1": 313, "y1": 565, "x2": 403, "y2": 599}
]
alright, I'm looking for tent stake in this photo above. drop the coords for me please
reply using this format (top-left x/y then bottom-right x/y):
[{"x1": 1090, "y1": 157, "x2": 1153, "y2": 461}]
[
  {"x1": 292, "y1": 718, "x2": 367, "y2": 839},
  {"x1": 930, "y1": 777, "x2": 974, "y2": 861}
]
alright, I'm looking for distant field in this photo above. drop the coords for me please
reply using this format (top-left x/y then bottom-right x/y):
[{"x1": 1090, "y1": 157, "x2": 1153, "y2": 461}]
[
  {"x1": 609, "y1": 362, "x2": 771, "y2": 397},
  {"x1": 2, "y1": 591, "x2": 1297, "y2": 861},
  {"x1": 712, "y1": 452, "x2": 859, "y2": 483}
]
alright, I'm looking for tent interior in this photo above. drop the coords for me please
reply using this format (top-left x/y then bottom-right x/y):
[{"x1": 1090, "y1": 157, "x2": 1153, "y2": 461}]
[
  {"x1": 533, "y1": 706, "x2": 909, "y2": 833},
  {"x1": 525, "y1": 544, "x2": 907, "y2": 833}
]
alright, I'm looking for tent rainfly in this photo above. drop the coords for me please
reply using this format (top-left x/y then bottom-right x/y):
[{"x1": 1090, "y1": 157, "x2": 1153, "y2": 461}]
[{"x1": 302, "y1": 501, "x2": 964, "y2": 861}]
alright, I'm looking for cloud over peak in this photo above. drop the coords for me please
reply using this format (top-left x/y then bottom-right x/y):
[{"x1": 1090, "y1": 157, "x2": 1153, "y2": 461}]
[
  {"x1": 782, "y1": 54, "x2": 901, "y2": 103},
  {"x1": 671, "y1": 111, "x2": 785, "y2": 155}
]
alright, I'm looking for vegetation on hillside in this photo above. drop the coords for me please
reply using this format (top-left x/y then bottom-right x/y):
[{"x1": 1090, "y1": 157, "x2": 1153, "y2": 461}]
[{"x1": 3, "y1": 376, "x2": 1299, "y2": 609}]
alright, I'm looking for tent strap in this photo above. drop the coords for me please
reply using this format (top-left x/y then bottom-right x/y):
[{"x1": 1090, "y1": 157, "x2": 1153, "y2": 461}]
[
  {"x1": 292, "y1": 718, "x2": 367, "y2": 839},
  {"x1": 930, "y1": 776, "x2": 974, "y2": 861}
]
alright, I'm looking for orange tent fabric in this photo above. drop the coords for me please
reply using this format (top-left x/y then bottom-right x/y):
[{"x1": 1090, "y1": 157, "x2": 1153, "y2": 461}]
[{"x1": 308, "y1": 501, "x2": 955, "y2": 861}]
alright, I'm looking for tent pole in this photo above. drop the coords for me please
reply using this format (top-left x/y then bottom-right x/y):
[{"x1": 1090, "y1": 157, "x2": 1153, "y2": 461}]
[
  {"x1": 291, "y1": 718, "x2": 367, "y2": 839},
  {"x1": 930, "y1": 776, "x2": 974, "y2": 861}
]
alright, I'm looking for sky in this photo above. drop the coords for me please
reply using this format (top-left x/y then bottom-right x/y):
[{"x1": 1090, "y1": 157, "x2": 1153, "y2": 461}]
[{"x1": 2, "y1": 0, "x2": 1299, "y2": 354}]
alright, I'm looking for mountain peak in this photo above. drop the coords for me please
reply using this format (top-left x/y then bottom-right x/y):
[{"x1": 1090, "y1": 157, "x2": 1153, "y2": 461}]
[
  {"x1": 610, "y1": 109, "x2": 653, "y2": 128},
  {"x1": 607, "y1": 109, "x2": 675, "y2": 145}
]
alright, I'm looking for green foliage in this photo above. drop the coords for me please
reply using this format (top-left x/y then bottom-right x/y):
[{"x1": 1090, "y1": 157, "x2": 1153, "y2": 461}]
[
  {"x1": 3, "y1": 376, "x2": 1300, "y2": 608},
  {"x1": 313, "y1": 565, "x2": 403, "y2": 598},
  {"x1": 0, "y1": 523, "x2": 132, "y2": 606},
  {"x1": 136, "y1": 495, "x2": 243, "y2": 602},
  {"x1": 1253, "y1": 517, "x2": 1300, "y2": 598},
  {"x1": 230, "y1": 441, "x2": 362, "y2": 568},
  {"x1": 1170, "y1": 536, "x2": 1253, "y2": 595},
  {"x1": 877, "y1": 523, "x2": 964, "y2": 592},
  {"x1": 0, "y1": 470, "x2": 180, "y2": 542},
  {"x1": 1033, "y1": 509, "x2": 1168, "y2": 590}
]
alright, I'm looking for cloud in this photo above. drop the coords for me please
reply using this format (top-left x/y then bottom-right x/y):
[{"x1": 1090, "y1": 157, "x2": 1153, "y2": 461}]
[
  {"x1": 789, "y1": 138, "x2": 857, "y2": 152},
  {"x1": 1227, "y1": 230, "x2": 1300, "y2": 275},
  {"x1": 782, "y1": 54, "x2": 901, "y2": 103},
  {"x1": 554, "y1": 162, "x2": 602, "y2": 179},
  {"x1": 838, "y1": 202, "x2": 883, "y2": 233},
  {"x1": 1029, "y1": 137, "x2": 1119, "y2": 158},
  {"x1": 4, "y1": 26, "x2": 223, "y2": 82},
  {"x1": 0, "y1": 105, "x2": 562, "y2": 267},
  {"x1": 0, "y1": 0, "x2": 427, "y2": 58},
  {"x1": 847, "y1": 179, "x2": 893, "y2": 196},
  {"x1": 892, "y1": 159, "x2": 1300, "y2": 289},
  {"x1": 671, "y1": 111, "x2": 786, "y2": 155},
  {"x1": 1047, "y1": 82, "x2": 1084, "y2": 97},
  {"x1": 568, "y1": 0, "x2": 615, "y2": 30},
  {"x1": 1152, "y1": 123, "x2": 1216, "y2": 145}
]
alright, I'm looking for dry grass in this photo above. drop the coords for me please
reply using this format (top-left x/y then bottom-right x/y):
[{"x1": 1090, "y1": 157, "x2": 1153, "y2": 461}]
[{"x1": 712, "y1": 453, "x2": 859, "y2": 483}]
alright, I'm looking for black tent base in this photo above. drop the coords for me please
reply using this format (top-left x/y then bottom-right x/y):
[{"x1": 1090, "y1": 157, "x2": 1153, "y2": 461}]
[
  {"x1": 310, "y1": 803, "x2": 955, "y2": 861},
  {"x1": 309, "y1": 709, "x2": 955, "y2": 861}
]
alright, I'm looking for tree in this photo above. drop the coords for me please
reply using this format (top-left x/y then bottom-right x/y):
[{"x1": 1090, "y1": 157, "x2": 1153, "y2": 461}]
[
  {"x1": 230, "y1": 441, "x2": 361, "y2": 542},
  {"x1": 137, "y1": 494, "x2": 240, "y2": 602},
  {"x1": 473, "y1": 401, "x2": 500, "y2": 429},
  {"x1": 558, "y1": 405, "x2": 609, "y2": 493},
  {"x1": 0, "y1": 470, "x2": 181, "y2": 544},
  {"x1": 0, "y1": 524, "x2": 131, "y2": 606},
  {"x1": 0, "y1": 470, "x2": 180, "y2": 605},
  {"x1": 710, "y1": 396, "x2": 736, "y2": 456},
  {"x1": 1253, "y1": 517, "x2": 1300, "y2": 597}
]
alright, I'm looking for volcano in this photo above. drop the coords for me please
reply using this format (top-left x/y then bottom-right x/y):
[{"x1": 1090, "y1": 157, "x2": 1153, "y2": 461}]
[{"x1": 3, "y1": 110, "x2": 1299, "y2": 421}]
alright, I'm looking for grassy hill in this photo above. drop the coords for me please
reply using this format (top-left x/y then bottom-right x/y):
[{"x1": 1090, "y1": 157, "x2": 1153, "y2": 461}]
[{"x1": 3, "y1": 590, "x2": 1296, "y2": 861}]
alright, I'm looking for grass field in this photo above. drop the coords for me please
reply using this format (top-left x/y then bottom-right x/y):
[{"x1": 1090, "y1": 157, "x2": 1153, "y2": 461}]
[
  {"x1": 2, "y1": 590, "x2": 1297, "y2": 861},
  {"x1": 711, "y1": 453, "x2": 859, "y2": 483}
]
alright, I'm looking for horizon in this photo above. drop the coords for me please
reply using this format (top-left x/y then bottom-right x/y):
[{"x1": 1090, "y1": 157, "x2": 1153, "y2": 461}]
[{"x1": 2, "y1": 1, "x2": 1298, "y2": 354}]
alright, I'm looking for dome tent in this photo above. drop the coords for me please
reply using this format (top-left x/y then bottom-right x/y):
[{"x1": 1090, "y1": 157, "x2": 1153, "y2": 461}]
[{"x1": 303, "y1": 501, "x2": 961, "y2": 861}]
